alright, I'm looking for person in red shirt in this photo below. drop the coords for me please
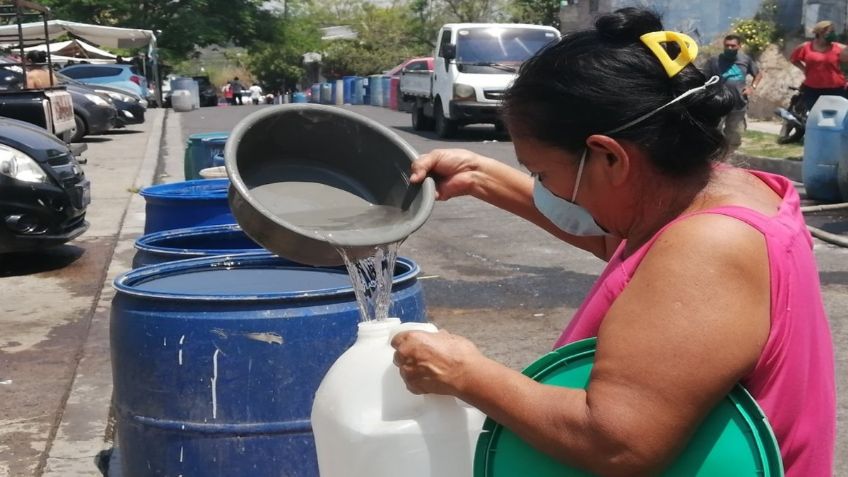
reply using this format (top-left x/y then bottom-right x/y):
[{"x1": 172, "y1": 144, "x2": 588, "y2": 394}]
[{"x1": 790, "y1": 20, "x2": 848, "y2": 110}]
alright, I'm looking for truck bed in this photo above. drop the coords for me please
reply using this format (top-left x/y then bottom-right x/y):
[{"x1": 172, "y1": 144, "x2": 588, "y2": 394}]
[{"x1": 399, "y1": 71, "x2": 432, "y2": 98}]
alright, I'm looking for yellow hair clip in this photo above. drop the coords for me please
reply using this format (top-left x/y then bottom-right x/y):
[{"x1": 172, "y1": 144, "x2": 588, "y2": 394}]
[{"x1": 640, "y1": 31, "x2": 699, "y2": 78}]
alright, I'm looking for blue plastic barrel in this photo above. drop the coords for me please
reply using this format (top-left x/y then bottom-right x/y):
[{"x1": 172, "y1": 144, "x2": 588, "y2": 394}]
[
  {"x1": 132, "y1": 224, "x2": 265, "y2": 268},
  {"x1": 804, "y1": 95, "x2": 848, "y2": 202},
  {"x1": 184, "y1": 132, "x2": 228, "y2": 180},
  {"x1": 381, "y1": 76, "x2": 391, "y2": 107},
  {"x1": 111, "y1": 252, "x2": 427, "y2": 477},
  {"x1": 310, "y1": 84, "x2": 321, "y2": 103},
  {"x1": 369, "y1": 75, "x2": 383, "y2": 106},
  {"x1": 292, "y1": 92, "x2": 307, "y2": 104},
  {"x1": 343, "y1": 76, "x2": 356, "y2": 104},
  {"x1": 320, "y1": 83, "x2": 332, "y2": 104},
  {"x1": 139, "y1": 179, "x2": 234, "y2": 234},
  {"x1": 352, "y1": 78, "x2": 364, "y2": 105}
]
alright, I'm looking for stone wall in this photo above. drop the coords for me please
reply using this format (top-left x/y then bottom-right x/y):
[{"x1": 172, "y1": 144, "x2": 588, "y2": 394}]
[{"x1": 746, "y1": 44, "x2": 807, "y2": 120}]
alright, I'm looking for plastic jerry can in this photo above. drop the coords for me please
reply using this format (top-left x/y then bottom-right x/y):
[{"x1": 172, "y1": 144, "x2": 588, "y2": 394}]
[{"x1": 312, "y1": 318, "x2": 485, "y2": 477}]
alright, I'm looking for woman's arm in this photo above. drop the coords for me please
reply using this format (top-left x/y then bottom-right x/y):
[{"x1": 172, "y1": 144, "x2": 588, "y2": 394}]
[
  {"x1": 412, "y1": 149, "x2": 621, "y2": 260},
  {"x1": 393, "y1": 214, "x2": 770, "y2": 476}
]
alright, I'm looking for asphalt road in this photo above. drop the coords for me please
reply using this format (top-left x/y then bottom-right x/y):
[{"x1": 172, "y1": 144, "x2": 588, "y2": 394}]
[{"x1": 181, "y1": 103, "x2": 848, "y2": 474}]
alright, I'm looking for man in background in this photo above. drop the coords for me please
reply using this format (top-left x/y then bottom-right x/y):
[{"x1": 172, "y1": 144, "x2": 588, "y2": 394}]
[
  {"x1": 229, "y1": 77, "x2": 245, "y2": 105},
  {"x1": 703, "y1": 34, "x2": 763, "y2": 149}
]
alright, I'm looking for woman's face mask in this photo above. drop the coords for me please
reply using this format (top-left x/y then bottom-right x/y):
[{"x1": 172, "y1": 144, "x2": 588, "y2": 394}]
[
  {"x1": 532, "y1": 149, "x2": 607, "y2": 237},
  {"x1": 825, "y1": 31, "x2": 838, "y2": 42}
]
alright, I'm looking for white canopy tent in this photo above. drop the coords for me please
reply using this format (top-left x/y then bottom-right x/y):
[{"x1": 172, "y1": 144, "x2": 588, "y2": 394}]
[
  {"x1": 0, "y1": 19, "x2": 160, "y2": 101},
  {"x1": 24, "y1": 39, "x2": 117, "y2": 60}
]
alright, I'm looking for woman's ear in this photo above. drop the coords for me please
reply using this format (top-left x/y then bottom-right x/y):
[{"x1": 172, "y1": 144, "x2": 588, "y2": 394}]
[{"x1": 586, "y1": 134, "x2": 631, "y2": 187}]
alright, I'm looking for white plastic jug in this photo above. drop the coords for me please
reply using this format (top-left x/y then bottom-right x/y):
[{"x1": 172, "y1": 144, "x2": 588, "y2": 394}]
[{"x1": 312, "y1": 318, "x2": 486, "y2": 477}]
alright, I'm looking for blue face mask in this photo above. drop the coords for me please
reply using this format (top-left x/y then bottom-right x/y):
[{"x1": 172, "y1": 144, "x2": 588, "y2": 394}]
[{"x1": 532, "y1": 149, "x2": 608, "y2": 237}]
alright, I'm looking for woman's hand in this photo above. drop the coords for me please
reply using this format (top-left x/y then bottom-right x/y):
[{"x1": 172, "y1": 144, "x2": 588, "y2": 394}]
[
  {"x1": 410, "y1": 149, "x2": 488, "y2": 200},
  {"x1": 391, "y1": 329, "x2": 484, "y2": 396}
]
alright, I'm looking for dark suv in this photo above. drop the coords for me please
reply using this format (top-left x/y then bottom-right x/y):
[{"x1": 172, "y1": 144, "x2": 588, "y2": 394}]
[
  {"x1": 193, "y1": 76, "x2": 219, "y2": 107},
  {"x1": 0, "y1": 117, "x2": 89, "y2": 252}
]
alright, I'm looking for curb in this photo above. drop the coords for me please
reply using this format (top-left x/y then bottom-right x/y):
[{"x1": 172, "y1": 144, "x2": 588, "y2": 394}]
[
  {"x1": 41, "y1": 108, "x2": 168, "y2": 476},
  {"x1": 730, "y1": 152, "x2": 803, "y2": 183}
]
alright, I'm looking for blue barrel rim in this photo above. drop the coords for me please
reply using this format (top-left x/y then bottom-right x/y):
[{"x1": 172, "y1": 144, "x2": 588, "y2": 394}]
[
  {"x1": 113, "y1": 251, "x2": 420, "y2": 302},
  {"x1": 140, "y1": 178, "x2": 229, "y2": 200},
  {"x1": 134, "y1": 223, "x2": 263, "y2": 258},
  {"x1": 187, "y1": 131, "x2": 229, "y2": 143}
]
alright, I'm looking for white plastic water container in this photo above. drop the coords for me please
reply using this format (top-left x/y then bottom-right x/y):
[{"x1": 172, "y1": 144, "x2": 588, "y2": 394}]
[
  {"x1": 171, "y1": 90, "x2": 193, "y2": 112},
  {"x1": 312, "y1": 318, "x2": 485, "y2": 477}
]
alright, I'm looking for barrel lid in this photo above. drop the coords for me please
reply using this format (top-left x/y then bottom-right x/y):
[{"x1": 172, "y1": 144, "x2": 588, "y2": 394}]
[
  {"x1": 139, "y1": 178, "x2": 229, "y2": 200},
  {"x1": 187, "y1": 131, "x2": 229, "y2": 143},
  {"x1": 113, "y1": 251, "x2": 420, "y2": 302},
  {"x1": 473, "y1": 338, "x2": 783, "y2": 477}
]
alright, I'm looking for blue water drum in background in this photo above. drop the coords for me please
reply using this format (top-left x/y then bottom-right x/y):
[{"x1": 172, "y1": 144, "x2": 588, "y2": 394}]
[
  {"x1": 804, "y1": 95, "x2": 848, "y2": 202},
  {"x1": 139, "y1": 179, "x2": 234, "y2": 234},
  {"x1": 369, "y1": 75, "x2": 383, "y2": 106},
  {"x1": 111, "y1": 252, "x2": 427, "y2": 477},
  {"x1": 320, "y1": 83, "x2": 332, "y2": 104},
  {"x1": 352, "y1": 77, "x2": 364, "y2": 105},
  {"x1": 343, "y1": 76, "x2": 357, "y2": 104},
  {"x1": 132, "y1": 224, "x2": 266, "y2": 268},
  {"x1": 292, "y1": 92, "x2": 307, "y2": 104},
  {"x1": 310, "y1": 84, "x2": 321, "y2": 103},
  {"x1": 183, "y1": 132, "x2": 228, "y2": 180},
  {"x1": 381, "y1": 76, "x2": 391, "y2": 107}
]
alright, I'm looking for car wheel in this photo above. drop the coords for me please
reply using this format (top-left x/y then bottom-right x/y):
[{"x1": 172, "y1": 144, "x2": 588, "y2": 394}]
[
  {"x1": 434, "y1": 102, "x2": 456, "y2": 139},
  {"x1": 70, "y1": 114, "x2": 87, "y2": 143}
]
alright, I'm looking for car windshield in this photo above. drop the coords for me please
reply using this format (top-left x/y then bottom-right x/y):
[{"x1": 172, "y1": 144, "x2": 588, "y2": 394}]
[{"x1": 455, "y1": 27, "x2": 558, "y2": 65}]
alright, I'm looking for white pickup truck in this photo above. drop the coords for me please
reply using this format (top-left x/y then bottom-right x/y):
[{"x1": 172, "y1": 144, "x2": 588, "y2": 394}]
[{"x1": 399, "y1": 23, "x2": 560, "y2": 138}]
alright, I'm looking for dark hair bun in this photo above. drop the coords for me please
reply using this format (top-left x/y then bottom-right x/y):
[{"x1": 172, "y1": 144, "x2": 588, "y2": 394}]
[{"x1": 595, "y1": 7, "x2": 663, "y2": 43}]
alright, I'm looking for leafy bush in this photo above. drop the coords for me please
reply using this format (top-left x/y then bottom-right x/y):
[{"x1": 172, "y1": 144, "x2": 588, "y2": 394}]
[{"x1": 731, "y1": 18, "x2": 779, "y2": 56}]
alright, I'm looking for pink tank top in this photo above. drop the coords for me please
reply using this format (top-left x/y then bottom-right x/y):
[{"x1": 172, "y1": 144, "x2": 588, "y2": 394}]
[{"x1": 554, "y1": 170, "x2": 835, "y2": 476}]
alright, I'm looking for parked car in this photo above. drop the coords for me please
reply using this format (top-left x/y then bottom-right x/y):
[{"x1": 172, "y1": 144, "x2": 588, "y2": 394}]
[
  {"x1": 193, "y1": 76, "x2": 219, "y2": 107},
  {"x1": 0, "y1": 116, "x2": 89, "y2": 253},
  {"x1": 63, "y1": 83, "x2": 117, "y2": 142},
  {"x1": 56, "y1": 72, "x2": 145, "y2": 128},
  {"x1": 60, "y1": 63, "x2": 149, "y2": 100}
]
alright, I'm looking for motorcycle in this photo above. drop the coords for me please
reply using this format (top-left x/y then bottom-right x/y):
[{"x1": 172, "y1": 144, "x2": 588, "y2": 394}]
[{"x1": 774, "y1": 86, "x2": 807, "y2": 144}]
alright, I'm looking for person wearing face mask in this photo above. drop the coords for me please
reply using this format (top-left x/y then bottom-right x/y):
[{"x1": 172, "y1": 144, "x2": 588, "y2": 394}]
[
  {"x1": 790, "y1": 20, "x2": 848, "y2": 111},
  {"x1": 391, "y1": 7, "x2": 834, "y2": 476},
  {"x1": 703, "y1": 34, "x2": 762, "y2": 149}
]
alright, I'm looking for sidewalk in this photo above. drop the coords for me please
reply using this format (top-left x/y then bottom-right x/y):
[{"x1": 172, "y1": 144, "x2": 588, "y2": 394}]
[
  {"x1": 747, "y1": 118, "x2": 782, "y2": 135},
  {"x1": 39, "y1": 109, "x2": 173, "y2": 476}
]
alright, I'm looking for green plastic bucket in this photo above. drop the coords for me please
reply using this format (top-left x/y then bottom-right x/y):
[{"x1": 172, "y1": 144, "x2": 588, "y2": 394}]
[{"x1": 473, "y1": 338, "x2": 784, "y2": 477}]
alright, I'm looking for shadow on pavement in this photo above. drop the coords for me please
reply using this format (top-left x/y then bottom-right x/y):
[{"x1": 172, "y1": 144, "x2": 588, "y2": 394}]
[
  {"x1": 80, "y1": 136, "x2": 112, "y2": 143},
  {"x1": 104, "y1": 129, "x2": 144, "y2": 135},
  {"x1": 0, "y1": 245, "x2": 85, "y2": 277}
]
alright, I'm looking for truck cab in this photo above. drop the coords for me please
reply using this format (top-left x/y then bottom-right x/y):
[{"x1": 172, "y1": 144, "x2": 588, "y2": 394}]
[{"x1": 403, "y1": 23, "x2": 560, "y2": 138}]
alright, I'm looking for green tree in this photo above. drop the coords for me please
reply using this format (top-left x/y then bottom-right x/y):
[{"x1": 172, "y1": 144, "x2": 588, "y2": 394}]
[
  {"x1": 247, "y1": 17, "x2": 323, "y2": 91},
  {"x1": 509, "y1": 0, "x2": 561, "y2": 29},
  {"x1": 40, "y1": 0, "x2": 278, "y2": 62}
]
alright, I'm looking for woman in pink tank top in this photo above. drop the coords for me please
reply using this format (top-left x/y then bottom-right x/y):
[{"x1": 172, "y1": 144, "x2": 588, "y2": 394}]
[{"x1": 391, "y1": 8, "x2": 835, "y2": 476}]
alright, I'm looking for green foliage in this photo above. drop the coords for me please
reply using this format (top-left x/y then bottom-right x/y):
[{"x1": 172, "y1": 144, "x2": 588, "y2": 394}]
[
  {"x1": 246, "y1": 18, "x2": 323, "y2": 91},
  {"x1": 319, "y1": 4, "x2": 432, "y2": 78},
  {"x1": 40, "y1": 0, "x2": 278, "y2": 62},
  {"x1": 730, "y1": 0, "x2": 781, "y2": 57},
  {"x1": 731, "y1": 18, "x2": 778, "y2": 56},
  {"x1": 509, "y1": 0, "x2": 561, "y2": 29}
]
